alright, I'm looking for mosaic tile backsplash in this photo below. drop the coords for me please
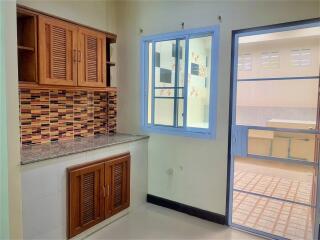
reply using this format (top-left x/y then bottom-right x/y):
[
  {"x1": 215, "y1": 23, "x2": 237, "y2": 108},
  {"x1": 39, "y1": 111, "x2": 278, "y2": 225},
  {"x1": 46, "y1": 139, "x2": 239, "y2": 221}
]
[{"x1": 19, "y1": 88, "x2": 117, "y2": 145}]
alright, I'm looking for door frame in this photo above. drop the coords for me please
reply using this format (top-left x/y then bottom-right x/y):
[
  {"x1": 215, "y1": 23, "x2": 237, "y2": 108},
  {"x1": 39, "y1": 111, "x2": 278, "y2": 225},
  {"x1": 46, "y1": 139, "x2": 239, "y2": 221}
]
[{"x1": 226, "y1": 18, "x2": 320, "y2": 239}]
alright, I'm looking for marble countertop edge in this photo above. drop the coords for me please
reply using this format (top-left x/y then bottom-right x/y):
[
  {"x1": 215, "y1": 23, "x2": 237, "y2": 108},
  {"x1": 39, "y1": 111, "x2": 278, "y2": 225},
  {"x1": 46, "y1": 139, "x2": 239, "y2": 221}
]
[{"x1": 20, "y1": 133, "x2": 149, "y2": 165}]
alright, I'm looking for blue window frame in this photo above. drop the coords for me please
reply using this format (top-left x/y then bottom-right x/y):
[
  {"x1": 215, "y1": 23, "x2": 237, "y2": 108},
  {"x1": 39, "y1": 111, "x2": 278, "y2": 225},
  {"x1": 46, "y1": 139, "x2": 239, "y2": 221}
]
[{"x1": 140, "y1": 26, "x2": 220, "y2": 138}]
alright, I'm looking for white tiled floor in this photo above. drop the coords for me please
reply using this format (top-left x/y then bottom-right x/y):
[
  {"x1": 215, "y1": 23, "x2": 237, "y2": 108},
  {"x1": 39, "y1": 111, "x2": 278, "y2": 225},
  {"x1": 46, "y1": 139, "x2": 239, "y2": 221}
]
[{"x1": 88, "y1": 203, "x2": 261, "y2": 240}]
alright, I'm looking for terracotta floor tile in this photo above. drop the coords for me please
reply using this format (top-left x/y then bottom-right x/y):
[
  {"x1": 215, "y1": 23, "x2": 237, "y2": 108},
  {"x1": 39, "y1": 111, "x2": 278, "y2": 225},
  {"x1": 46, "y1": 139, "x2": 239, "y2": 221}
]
[{"x1": 232, "y1": 160, "x2": 315, "y2": 240}]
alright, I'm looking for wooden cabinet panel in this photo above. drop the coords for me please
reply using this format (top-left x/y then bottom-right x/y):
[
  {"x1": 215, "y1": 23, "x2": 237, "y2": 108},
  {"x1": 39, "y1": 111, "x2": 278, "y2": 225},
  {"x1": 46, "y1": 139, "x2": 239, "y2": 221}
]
[
  {"x1": 68, "y1": 162, "x2": 105, "y2": 238},
  {"x1": 104, "y1": 161, "x2": 112, "y2": 218},
  {"x1": 106, "y1": 154, "x2": 130, "y2": 216},
  {"x1": 77, "y1": 27, "x2": 106, "y2": 87},
  {"x1": 68, "y1": 153, "x2": 130, "y2": 238},
  {"x1": 38, "y1": 15, "x2": 78, "y2": 86}
]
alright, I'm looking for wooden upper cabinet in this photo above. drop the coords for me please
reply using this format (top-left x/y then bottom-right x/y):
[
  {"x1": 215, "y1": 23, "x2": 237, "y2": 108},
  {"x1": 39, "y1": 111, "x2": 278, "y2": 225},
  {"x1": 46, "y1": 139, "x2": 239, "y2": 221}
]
[
  {"x1": 38, "y1": 15, "x2": 78, "y2": 86},
  {"x1": 68, "y1": 162, "x2": 105, "y2": 238},
  {"x1": 18, "y1": 6, "x2": 114, "y2": 89},
  {"x1": 105, "y1": 154, "x2": 130, "y2": 217},
  {"x1": 77, "y1": 27, "x2": 106, "y2": 87}
]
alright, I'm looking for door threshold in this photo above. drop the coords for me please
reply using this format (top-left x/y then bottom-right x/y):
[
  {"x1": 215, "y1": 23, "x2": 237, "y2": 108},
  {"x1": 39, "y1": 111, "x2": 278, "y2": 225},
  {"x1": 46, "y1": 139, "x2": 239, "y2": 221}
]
[{"x1": 231, "y1": 223, "x2": 288, "y2": 240}]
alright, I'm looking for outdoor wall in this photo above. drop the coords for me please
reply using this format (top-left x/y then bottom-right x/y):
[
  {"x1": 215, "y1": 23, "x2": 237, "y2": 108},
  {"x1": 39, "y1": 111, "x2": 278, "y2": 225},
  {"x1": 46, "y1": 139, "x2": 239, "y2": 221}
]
[
  {"x1": 237, "y1": 38, "x2": 319, "y2": 108},
  {"x1": 115, "y1": 0, "x2": 319, "y2": 215},
  {"x1": 237, "y1": 36, "x2": 319, "y2": 126}
]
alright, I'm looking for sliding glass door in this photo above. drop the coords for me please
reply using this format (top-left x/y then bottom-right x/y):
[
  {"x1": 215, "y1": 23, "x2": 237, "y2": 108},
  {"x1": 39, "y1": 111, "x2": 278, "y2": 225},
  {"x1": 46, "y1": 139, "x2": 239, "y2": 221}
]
[{"x1": 229, "y1": 20, "x2": 320, "y2": 240}]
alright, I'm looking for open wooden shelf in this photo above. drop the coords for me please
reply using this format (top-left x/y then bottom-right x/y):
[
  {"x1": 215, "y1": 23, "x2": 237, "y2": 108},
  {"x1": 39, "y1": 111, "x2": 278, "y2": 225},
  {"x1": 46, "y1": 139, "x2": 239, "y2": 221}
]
[
  {"x1": 19, "y1": 82, "x2": 117, "y2": 92},
  {"x1": 17, "y1": 7, "x2": 37, "y2": 83}
]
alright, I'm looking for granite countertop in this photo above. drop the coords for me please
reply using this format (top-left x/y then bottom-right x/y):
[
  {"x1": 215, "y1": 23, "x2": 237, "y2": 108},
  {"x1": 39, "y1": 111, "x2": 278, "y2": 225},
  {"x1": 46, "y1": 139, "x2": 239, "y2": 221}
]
[{"x1": 21, "y1": 133, "x2": 149, "y2": 165}]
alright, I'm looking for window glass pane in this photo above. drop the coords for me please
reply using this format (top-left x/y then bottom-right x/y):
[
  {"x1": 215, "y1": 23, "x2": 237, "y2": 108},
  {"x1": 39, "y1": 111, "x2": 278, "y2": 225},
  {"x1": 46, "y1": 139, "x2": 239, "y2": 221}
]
[
  {"x1": 177, "y1": 99, "x2": 184, "y2": 127},
  {"x1": 143, "y1": 29, "x2": 217, "y2": 137},
  {"x1": 147, "y1": 42, "x2": 152, "y2": 124},
  {"x1": 187, "y1": 35, "x2": 212, "y2": 129},
  {"x1": 155, "y1": 88, "x2": 174, "y2": 97},
  {"x1": 177, "y1": 40, "x2": 185, "y2": 128},
  {"x1": 153, "y1": 40, "x2": 176, "y2": 126},
  {"x1": 153, "y1": 39, "x2": 186, "y2": 127},
  {"x1": 155, "y1": 40, "x2": 176, "y2": 88},
  {"x1": 154, "y1": 98, "x2": 174, "y2": 126},
  {"x1": 177, "y1": 88, "x2": 184, "y2": 98},
  {"x1": 178, "y1": 40, "x2": 185, "y2": 87}
]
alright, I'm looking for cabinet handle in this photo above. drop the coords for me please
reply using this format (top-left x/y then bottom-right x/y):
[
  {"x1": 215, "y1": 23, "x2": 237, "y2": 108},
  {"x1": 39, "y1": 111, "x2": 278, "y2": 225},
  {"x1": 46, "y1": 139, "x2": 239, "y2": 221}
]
[
  {"x1": 103, "y1": 186, "x2": 106, "y2": 198},
  {"x1": 73, "y1": 49, "x2": 77, "y2": 62},
  {"x1": 107, "y1": 185, "x2": 110, "y2": 198},
  {"x1": 77, "y1": 50, "x2": 81, "y2": 63}
]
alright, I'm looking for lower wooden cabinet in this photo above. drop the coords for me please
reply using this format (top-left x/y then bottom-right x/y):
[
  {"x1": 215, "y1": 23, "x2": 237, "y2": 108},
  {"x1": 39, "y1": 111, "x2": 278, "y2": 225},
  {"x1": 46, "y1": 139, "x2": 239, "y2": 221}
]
[
  {"x1": 106, "y1": 155, "x2": 130, "y2": 218},
  {"x1": 68, "y1": 162, "x2": 105, "y2": 237},
  {"x1": 68, "y1": 153, "x2": 130, "y2": 238}
]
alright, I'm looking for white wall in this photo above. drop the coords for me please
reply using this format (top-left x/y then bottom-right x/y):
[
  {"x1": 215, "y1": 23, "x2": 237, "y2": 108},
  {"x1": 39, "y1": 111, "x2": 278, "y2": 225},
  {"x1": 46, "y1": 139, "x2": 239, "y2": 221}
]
[
  {"x1": 17, "y1": 0, "x2": 117, "y2": 33},
  {"x1": 3, "y1": 1, "x2": 23, "y2": 238},
  {"x1": 115, "y1": 1, "x2": 319, "y2": 214}
]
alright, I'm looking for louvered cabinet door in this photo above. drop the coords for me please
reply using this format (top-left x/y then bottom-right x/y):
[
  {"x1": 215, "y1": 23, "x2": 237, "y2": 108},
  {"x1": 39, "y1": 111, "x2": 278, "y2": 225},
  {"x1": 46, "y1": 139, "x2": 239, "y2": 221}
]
[
  {"x1": 38, "y1": 15, "x2": 78, "y2": 86},
  {"x1": 77, "y1": 27, "x2": 106, "y2": 87},
  {"x1": 68, "y1": 162, "x2": 105, "y2": 238},
  {"x1": 106, "y1": 154, "x2": 130, "y2": 217}
]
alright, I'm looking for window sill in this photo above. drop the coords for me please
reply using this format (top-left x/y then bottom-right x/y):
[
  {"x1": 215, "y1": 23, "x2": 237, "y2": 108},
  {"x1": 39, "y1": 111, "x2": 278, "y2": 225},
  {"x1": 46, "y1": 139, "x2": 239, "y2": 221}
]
[{"x1": 141, "y1": 125, "x2": 215, "y2": 139}]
